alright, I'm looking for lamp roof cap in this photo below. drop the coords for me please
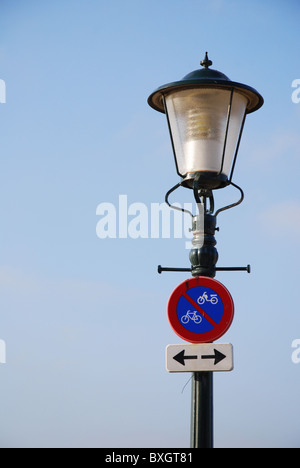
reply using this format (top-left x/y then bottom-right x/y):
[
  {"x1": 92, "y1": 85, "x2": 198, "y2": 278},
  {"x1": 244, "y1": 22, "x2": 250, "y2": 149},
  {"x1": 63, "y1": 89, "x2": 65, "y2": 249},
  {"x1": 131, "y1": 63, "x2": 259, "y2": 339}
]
[{"x1": 148, "y1": 52, "x2": 264, "y2": 115}]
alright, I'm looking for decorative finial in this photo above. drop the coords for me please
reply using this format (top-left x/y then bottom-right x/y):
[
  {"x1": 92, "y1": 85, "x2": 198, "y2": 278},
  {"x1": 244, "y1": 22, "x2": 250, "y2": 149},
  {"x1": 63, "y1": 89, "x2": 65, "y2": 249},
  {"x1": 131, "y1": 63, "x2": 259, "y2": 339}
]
[{"x1": 200, "y1": 52, "x2": 213, "y2": 69}]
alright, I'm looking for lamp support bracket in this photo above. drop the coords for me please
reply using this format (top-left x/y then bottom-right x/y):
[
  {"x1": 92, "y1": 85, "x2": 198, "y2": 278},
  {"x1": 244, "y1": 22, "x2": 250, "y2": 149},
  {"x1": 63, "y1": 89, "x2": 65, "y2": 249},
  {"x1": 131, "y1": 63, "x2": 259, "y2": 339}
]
[
  {"x1": 165, "y1": 178, "x2": 244, "y2": 219},
  {"x1": 158, "y1": 265, "x2": 251, "y2": 274},
  {"x1": 161, "y1": 179, "x2": 248, "y2": 278}
]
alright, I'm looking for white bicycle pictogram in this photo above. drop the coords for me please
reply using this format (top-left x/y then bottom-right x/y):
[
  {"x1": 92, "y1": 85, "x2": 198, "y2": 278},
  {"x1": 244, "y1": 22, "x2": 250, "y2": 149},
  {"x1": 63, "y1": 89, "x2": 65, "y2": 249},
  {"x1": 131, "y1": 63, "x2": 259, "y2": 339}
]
[
  {"x1": 197, "y1": 291, "x2": 218, "y2": 305},
  {"x1": 181, "y1": 310, "x2": 203, "y2": 325}
]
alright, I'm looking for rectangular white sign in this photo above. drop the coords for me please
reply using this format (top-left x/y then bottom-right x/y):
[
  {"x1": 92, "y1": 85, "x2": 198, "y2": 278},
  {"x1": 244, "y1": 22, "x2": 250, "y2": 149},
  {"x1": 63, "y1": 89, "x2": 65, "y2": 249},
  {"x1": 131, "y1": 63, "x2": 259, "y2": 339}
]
[{"x1": 166, "y1": 343, "x2": 233, "y2": 373}]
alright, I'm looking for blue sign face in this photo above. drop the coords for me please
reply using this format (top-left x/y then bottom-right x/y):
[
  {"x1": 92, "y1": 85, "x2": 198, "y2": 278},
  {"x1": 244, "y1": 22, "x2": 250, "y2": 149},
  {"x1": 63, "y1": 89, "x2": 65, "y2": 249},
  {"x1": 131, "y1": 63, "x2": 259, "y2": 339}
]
[{"x1": 176, "y1": 286, "x2": 224, "y2": 334}]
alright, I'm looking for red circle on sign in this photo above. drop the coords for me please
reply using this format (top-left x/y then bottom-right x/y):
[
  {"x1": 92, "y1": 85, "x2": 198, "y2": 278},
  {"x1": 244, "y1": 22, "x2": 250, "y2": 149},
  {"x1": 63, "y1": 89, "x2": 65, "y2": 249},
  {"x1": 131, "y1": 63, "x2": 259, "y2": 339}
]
[{"x1": 167, "y1": 277, "x2": 234, "y2": 343}]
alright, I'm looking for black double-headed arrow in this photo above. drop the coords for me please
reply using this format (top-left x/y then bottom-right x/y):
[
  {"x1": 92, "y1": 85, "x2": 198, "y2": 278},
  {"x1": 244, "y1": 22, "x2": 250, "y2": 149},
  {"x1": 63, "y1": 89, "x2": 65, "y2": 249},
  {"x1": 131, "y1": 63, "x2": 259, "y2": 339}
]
[{"x1": 173, "y1": 348, "x2": 226, "y2": 366}]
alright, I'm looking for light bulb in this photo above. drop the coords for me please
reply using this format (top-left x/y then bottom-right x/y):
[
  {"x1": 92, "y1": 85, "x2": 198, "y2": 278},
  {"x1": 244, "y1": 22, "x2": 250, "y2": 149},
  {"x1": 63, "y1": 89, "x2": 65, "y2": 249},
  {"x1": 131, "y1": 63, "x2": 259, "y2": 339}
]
[{"x1": 165, "y1": 88, "x2": 247, "y2": 178}]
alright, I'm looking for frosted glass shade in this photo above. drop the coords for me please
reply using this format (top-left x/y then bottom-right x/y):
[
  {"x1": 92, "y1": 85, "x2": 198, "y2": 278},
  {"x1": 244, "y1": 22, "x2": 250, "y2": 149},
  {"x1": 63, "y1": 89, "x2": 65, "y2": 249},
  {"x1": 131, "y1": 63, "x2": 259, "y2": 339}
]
[{"x1": 165, "y1": 88, "x2": 247, "y2": 180}]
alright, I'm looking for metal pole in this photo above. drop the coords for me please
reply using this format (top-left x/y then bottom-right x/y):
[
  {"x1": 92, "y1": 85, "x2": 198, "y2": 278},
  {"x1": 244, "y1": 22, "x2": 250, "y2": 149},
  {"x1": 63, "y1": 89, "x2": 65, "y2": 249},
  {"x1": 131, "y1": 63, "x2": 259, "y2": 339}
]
[
  {"x1": 189, "y1": 200, "x2": 216, "y2": 449},
  {"x1": 190, "y1": 372, "x2": 213, "y2": 448}
]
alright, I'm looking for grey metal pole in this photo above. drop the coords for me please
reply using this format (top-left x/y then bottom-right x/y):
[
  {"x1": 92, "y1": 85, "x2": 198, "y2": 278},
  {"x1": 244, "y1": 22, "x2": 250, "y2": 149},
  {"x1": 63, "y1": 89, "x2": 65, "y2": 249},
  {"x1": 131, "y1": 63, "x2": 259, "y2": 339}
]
[{"x1": 190, "y1": 371, "x2": 213, "y2": 448}]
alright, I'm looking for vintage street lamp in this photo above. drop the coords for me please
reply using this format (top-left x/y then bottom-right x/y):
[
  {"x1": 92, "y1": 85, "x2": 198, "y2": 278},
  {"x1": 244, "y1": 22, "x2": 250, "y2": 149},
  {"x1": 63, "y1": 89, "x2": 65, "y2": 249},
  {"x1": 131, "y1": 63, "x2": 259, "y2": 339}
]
[
  {"x1": 148, "y1": 53, "x2": 264, "y2": 449},
  {"x1": 148, "y1": 53, "x2": 263, "y2": 278}
]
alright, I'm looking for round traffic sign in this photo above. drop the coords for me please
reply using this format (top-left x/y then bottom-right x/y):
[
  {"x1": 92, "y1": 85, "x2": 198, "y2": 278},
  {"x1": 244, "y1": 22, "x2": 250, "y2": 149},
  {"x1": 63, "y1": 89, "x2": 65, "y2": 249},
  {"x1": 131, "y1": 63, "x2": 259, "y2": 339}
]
[{"x1": 167, "y1": 277, "x2": 234, "y2": 343}]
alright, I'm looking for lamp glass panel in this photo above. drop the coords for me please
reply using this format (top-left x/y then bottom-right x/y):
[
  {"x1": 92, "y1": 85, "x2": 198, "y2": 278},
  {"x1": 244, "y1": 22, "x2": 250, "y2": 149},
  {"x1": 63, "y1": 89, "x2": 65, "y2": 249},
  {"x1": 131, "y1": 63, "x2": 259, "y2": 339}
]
[{"x1": 165, "y1": 88, "x2": 247, "y2": 178}]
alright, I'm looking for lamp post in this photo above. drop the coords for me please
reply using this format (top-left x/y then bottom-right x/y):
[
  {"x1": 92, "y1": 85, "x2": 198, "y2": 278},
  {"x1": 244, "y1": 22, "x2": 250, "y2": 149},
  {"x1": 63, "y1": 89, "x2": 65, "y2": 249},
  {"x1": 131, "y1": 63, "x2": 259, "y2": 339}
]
[{"x1": 148, "y1": 53, "x2": 263, "y2": 448}]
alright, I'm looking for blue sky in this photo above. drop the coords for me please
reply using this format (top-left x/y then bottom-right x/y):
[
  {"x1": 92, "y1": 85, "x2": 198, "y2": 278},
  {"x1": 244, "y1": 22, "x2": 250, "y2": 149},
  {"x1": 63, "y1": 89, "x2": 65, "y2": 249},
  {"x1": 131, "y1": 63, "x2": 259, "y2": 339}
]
[{"x1": 0, "y1": 0, "x2": 300, "y2": 448}]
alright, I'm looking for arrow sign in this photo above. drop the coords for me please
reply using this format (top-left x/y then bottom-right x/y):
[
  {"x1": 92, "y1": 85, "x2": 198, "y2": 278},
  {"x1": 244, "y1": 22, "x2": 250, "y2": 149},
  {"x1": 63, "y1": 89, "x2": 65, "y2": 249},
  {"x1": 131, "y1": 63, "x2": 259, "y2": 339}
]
[
  {"x1": 173, "y1": 350, "x2": 198, "y2": 366},
  {"x1": 201, "y1": 349, "x2": 226, "y2": 366},
  {"x1": 166, "y1": 343, "x2": 234, "y2": 373}
]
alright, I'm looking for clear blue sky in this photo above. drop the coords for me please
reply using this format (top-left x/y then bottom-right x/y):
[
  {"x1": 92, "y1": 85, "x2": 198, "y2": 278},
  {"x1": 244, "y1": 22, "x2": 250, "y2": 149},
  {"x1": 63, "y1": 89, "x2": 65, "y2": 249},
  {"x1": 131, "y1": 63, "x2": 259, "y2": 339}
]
[{"x1": 0, "y1": 0, "x2": 300, "y2": 448}]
